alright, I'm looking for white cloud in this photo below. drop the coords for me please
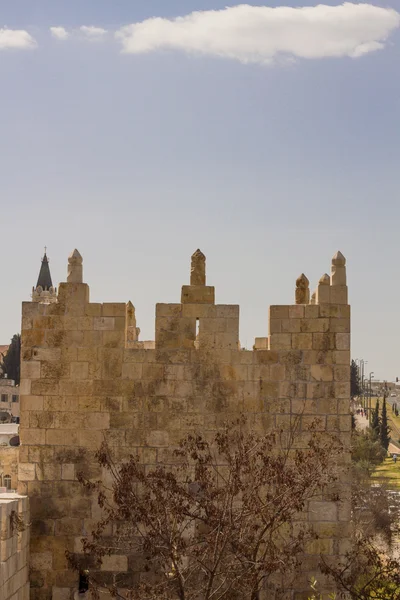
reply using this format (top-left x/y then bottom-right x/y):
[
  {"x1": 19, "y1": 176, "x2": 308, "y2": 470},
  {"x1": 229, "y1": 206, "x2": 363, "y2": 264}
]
[
  {"x1": 80, "y1": 25, "x2": 107, "y2": 39},
  {"x1": 0, "y1": 28, "x2": 37, "y2": 50},
  {"x1": 50, "y1": 26, "x2": 69, "y2": 41},
  {"x1": 115, "y1": 3, "x2": 400, "y2": 64}
]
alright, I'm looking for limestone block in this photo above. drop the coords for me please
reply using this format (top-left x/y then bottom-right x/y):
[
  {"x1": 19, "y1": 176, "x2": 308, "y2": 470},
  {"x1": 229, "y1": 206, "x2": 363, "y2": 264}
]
[
  {"x1": 215, "y1": 305, "x2": 240, "y2": 319},
  {"x1": 312, "y1": 333, "x2": 336, "y2": 351},
  {"x1": 85, "y1": 303, "x2": 102, "y2": 317},
  {"x1": 63, "y1": 331, "x2": 85, "y2": 347},
  {"x1": 269, "y1": 319, "x2": 281, "y2": 333},
  {"x1": 40, "y1": 360, "x2": 69, "y2": 380},
  {"x1": 329, "y1": 318, "x2": 350, "y2": 333},
  {"x1": 20, "y1": 396, "x2": 43, "y2": 411},
  {"x1": 309, "y1": 500, "x2": 337, "y2": 521},
  {"x1": 102, "y1": 303, "x2": 126, "y2": 317},
  {"x1": 332, "y1": 351, "x2": 350, "y2": 365},
  {"x1": 20, "y1": 361, "x2": 41, "y2": 380},
  {"x1": 281, "y1": 319, "x2": 301, "y2": 333},
  {"x1": 78, "y1": 430, "x2": 103, "y2": 449},
  {"x1": 289, "y1": 305, "x2": 305, "y2": 319},
  {"x1": 18, "y1": 464, "x2": 36, "y2": 481},
  {"x1": 335, "y1": 333, "x2": 350, "y2": 350},
  {"x1": 156, "y1": 303, "x2": 182, "y2": 318},
  {"x1": 31, "y1": 551, "x2": 53, "y2": 570},
  {"x1": 338, "y1": 398, "x2": 350, "y2": 413},
  {"x1": 84, "y1": 413, "x2": 110, "y2": 430},
  {"x1": 101, "y1": 555, "x2": 128, "y2": 572},
  {"x1": 142, "y1": 363, "x2": 164, "y2": 379},
  {"x1": 333, "y1": 366, "x2": 350, "y2": 382},
  {"x1": 19, "y1": 380, "x2": 31, "y2": 395},
  {"x1": 330, "y1": 286, "x2": 348, "y2": 305},
  {"x1": 55, "y1": 518, "x2": 82, "y2": 536},
  {"x1": 255, "y1": 350, "x2": 279, "y2": 365},
  {"x1": 181, "y1": 303, "x2": 213, "y2": 318},
  {"x1": 83, "y1": 331, "x2": 102, "y2": 346},
  {"x1": 31, "y1": 379, "x2": 59, "y2": 396},
  {"x1": 94, "y1": 317, "x2": 115, "y2": 331},
  {"x1": 213, "y1": 333, "x2": 239, "y2": 349},
  {"x1": 22, "y1": 301, "x2": 43, "y2": 318},
  {"x1": 19, "y1": 428, "x2": 46, "y2": 445},
  {"x1": 181, "y1": 285, "x2": 215, "y2": 304},
  {"x1": 270, "y1": 364, "x2": 285, "y2": 381},
  {"x1": 70, "y1": 362, "x2": 89, "y2": 380},
  {"x1": 305, "y1": 538, "x2": 334, "y2": 555},
  {"x1": 57, "y1": 282, "x2": 89, "y2": 316},
  {"x1": 121, "y1": 363, "x2": 143, "y2": 380},
  {"x1": 339, "y1": 415, "x2": 352, "y2": 431},
  {"x1": 300, "y1": 319, "x2": 330, "y2": 333},
  {"x1": 302, "y1": 415, "x2": 326, "y2": 430},
  {"x1": 269, "y1": 306, "x2": 289, "y2": 319},
  {"x1": 146, "y1": 430, "x2": 169, "y2": 447},
  {"x1": 269, "y1": 333, "x2": 291, "y2": 350},
  {"x1": 102, "y1": 330, "x2": 125, "y2": 348},
  {"x1": 291, "y1": 334, "x2": 313, "y2": 350},
  {"x1": 254, "y1": 337, "x2": 268, "y2": 349},
  {"x1": 310, "y1": 365, "x2": 333, "y2": 382},
  {"x1": 334, "y1": 383, "x2": 351, "y2": 398},
  {"x1": 46, "y1": 430, "x2": 80, "y2": 446},
  {"x1": 52, "y1": 588, "x2": 71, "y2": 600},
  {"x1": 304, "y1": 305, "x2": 319, "y2": 319}
]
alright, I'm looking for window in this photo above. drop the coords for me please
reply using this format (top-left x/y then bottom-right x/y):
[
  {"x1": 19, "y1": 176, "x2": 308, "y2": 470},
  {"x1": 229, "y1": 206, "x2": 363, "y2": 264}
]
[
  {"x1": 3, "y1": 475, "x2": 11, "y2": 490},
  {"x1": 12, "y1": 395, "x2": 18, "y2": 403},
  {"x1": 1, "y1": 394, "x2": 7, "y2": 403}
]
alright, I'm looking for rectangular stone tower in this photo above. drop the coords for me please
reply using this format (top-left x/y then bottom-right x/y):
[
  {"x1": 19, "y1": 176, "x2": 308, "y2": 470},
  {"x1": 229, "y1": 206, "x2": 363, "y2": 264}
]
[{"x1": 18, "y1": 249, "x2": 351, "y2": 600}]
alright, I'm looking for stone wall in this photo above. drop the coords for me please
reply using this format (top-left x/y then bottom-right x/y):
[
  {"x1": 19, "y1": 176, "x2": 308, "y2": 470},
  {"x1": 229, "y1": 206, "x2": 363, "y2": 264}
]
[
  {"x1": 18, "y1": 249, "x2": 351, "y2": 600},
  {"x1": 0, "y1": 492, "x2": 30, "y2": 600},
  {"x1": 0, "y1": 447, "x2": 19, "y2": 490}
]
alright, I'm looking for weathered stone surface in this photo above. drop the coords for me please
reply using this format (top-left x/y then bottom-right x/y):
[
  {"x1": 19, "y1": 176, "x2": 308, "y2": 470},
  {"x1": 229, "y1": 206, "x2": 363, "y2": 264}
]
[{"x1": 17, "y1": 249, "x2": 351, "y2": 598}]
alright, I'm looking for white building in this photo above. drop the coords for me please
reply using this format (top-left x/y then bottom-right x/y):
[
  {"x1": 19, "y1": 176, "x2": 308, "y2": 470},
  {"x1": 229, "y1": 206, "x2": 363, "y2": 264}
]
[{"x1": 0, "y1": 379, "x2": 19, "y2": 420}]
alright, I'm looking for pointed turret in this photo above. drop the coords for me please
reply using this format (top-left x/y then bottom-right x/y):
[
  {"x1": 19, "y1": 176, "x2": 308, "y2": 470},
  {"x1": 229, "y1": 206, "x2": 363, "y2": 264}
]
[
  {"x1": 36, "y1": 251, "x2": 53, "y2": 291},
  {"x1": 32, "y1": 249, "x2": 57, "y2": 304},
  {"x1": 295, "y1": 273, "x2": 310, "y2": 304},
  {"x1": 190, "y1": 249, "x2": 206, "y2": 286},
  {"x1": 330, "y1": 250, "x2": 348, "y2": 304}
]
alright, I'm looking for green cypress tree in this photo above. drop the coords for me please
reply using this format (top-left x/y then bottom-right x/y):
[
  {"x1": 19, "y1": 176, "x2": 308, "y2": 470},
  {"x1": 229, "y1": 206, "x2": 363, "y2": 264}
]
[
  {"x1": 0, "y1": 334, "x2": 21, "y2": 384},
  {"x1": 350, "y1": 359, "x2": 361, "y2": 399},
  {"x1": 380, "y1": 397, "x2": 391, "y2": 451},
  {"x1": 371, "y1": 399, "x2": 380, "y2": 439}
]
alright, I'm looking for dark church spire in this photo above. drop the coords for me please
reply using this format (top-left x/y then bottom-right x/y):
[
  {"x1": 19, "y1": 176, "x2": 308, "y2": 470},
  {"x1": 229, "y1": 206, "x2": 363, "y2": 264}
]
[
  {"x1": 36, "y1": 248, "x2": 53, "y2": 290},
  {"x1": 32, "y1": 248, "x2": 57, "y2": 304}
]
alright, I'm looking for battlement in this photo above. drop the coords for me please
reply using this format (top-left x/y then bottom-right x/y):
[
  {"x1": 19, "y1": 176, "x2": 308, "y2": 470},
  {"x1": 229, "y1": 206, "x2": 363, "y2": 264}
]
[{"x1": 19, "y1": 248, "x2": 351, "y2": 599}]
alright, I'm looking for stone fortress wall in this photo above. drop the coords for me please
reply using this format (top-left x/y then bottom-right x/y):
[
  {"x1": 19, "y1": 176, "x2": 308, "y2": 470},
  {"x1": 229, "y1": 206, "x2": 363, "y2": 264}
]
[{"x1": 18, "y1": 248, "x2": 351, "y2": 599}]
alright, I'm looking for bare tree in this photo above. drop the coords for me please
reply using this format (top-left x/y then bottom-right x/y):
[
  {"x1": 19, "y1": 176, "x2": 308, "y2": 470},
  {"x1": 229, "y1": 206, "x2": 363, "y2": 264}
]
[{"x1": 70, "y1": 418, "x2": 343, "y2": 600}]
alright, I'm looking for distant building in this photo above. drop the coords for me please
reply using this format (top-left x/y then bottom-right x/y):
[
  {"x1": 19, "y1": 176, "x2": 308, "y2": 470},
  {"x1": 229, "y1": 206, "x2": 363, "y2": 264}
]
[
  {"x1": 0, "y1": 345, "x2": 9, "y2": 376},
  {"x1": 0, "y1": 379, "x2": 19, "y2": 421},
  {"x1": 0, "y1": 423, "x2": 18, "y2": 446}
]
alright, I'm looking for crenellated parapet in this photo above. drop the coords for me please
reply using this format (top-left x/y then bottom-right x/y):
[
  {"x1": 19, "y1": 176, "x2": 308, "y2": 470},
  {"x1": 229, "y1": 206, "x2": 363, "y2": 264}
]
[{"x1": 19, "y1": 247, "x2": 351, "y2": 600}]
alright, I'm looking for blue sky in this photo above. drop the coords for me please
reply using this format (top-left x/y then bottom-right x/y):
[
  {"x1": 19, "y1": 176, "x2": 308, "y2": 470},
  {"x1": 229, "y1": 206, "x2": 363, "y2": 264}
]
[{"x1": 1, "y1": 1, "x2": 399, "y2": 380}]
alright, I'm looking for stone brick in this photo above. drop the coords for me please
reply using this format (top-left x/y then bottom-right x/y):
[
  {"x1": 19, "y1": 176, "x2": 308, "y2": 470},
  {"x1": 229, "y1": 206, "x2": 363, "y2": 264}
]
[
  {"x1": 309, "y1": 501, "x2": 337, "y2": 521},
  {"x1": 269, "y1": 334, "x2": 292, "y2": 350},
  {"x1": 310, "y1": 365, "x2": 333, "y2": 382},
  {"x1": 94, "y1": 317, "x2": 115, "y2": 331},
  {"x1": 101, "y1": 555, "x2": 128, "y2": 572}
]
